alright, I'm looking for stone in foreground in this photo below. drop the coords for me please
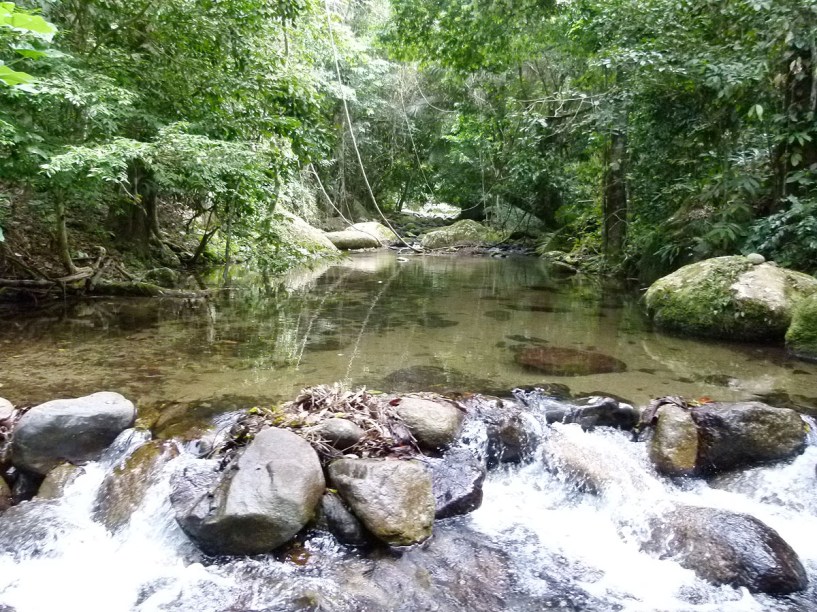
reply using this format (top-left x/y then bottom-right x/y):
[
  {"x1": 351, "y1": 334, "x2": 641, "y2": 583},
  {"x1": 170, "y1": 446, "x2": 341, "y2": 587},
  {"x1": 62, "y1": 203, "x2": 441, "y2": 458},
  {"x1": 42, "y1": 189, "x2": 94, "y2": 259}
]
[
  {"x1": 328, "y1": 458, "x2": 435, "y2": 546},
  {"x1": 644, "y1": 255, "x2": 817, "y2": 341},
  {"x1": 395, "y1": 396, "x2": 464, "y2": 450},
  {"x1": 11, "y1": 392, "x2": 136, "y2": 475},
  {"x1": 643, "y1": 505, "x2": 808, "y2": 594},
  {"x1": 170, "y1": 427, "x2": 325, "y2": 555},
  {"x1": 649, "y1": 403, "x2": 699, "y2": 476},
  {"x1": 428, "y1": 448, "x2": 486, "y2": 518}
]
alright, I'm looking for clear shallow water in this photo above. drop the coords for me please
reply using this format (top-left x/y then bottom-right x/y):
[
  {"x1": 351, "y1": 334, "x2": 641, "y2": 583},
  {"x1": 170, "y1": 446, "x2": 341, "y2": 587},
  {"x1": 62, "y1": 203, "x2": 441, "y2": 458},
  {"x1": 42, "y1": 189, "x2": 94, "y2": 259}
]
[{"x1": 1, "y1": 252, "x2": 816, "y2": 416}]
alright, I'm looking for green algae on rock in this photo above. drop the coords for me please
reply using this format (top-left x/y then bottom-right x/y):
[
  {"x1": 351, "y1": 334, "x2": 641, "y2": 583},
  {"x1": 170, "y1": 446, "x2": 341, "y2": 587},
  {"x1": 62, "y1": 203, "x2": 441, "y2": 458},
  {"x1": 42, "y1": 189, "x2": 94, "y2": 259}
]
[
  {"x1": 786, "y1": 293, "x2": 817, "y2": 361},
  {"x1": 644, "y1": 256, "x2": 817, "y2": 341},
  {"x1": 420, "y1": 220, "x2": 500, "y2": 250}
]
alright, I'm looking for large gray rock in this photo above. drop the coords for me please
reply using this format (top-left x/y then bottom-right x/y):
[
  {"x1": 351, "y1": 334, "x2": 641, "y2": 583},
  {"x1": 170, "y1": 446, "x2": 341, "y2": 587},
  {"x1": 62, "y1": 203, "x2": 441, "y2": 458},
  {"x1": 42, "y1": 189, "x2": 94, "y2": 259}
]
[
  {"x1": 395, "y1": 396, "x2": 464, "y2": 450},
  {"x1": 170, "y1": 427, "x2": 325, "y2": 555},
  {"x1": 11, "y1": 392, "x2": 136, "y2": 475},
  {"x1": 644, "y1": 256, "x2": 817, "y2": 341},
  {"x1": 420, "y1": 220, "x2": 498, "y2": 250},
  {"x1": 691, "y1": 402, "x2": 806, "y2": 473},
  {"x1": 95, "y1": 440, "x2": 179, "y2": 531},
  {"x1": 428, "y1": 448, "x2": 486, "y2": 518},
  {"x1": 649, "y1": 404, "x2": 698, "y2": 476},
  {"x1": 328, "y1": 458, "x2": 435, "y2": 546},
  {"x1": 643, "y1": 505, "x2": 808, "y2": 594},
  {"x1": 325, "y1": 222, "x2": 397, "y2": 250}
]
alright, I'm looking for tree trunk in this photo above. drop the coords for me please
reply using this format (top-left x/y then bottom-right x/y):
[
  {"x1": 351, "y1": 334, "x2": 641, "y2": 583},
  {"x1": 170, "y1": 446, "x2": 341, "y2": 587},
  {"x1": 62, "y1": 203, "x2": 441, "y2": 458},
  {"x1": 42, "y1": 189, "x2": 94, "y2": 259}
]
[
  {"x1": 55, "y1": 197, "x2": 78, "y2": 275},
  {"x1": 602, "y1": 128, "x2": 628, "y2": 265}
]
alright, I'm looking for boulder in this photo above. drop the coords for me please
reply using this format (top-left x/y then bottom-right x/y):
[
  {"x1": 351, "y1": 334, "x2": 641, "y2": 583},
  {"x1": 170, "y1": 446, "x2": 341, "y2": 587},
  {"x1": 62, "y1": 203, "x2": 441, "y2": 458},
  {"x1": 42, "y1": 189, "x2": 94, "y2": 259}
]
[
  {"x1": 0, "y1": 476, "x2": 11, "y2": 511},
  {"x1": 649, "y1": 404, "x2": 698, "y2": 476},
  {"x1": 428, "y1": 448, "x2": 486, "y2": 518},
  {"x1": 328, "y1": 458, "x2": 435, "y2": 546},
  {"x1": 0, "y1": 397, "x2": 13, "y2": 423},
  {"x1": 277, "y1": 211, "x2": 340, "y2": 255},
  {"x1": 644, "y1": 255, "x2": 817, "y2": 341},
  {"x1": 643, "y1": 505, "x2": 808, "y2": 594},
  {"x1": 37, "y1": 462, "x2": 84, "y2": 500},
  {"x1": 420, "y1": 220, "x2": 499, "y2": 250},
  {"x1": 170, "y1": 428, "x2": 325, "y2": 555},
  {"x1": 462, "y1": 395, "x2": 536, "y2": 466},
  {"x1": 311, "y1": 418, "x2": 365, "y2": 451},
  {"x1": 143, "y1": 267, "x2": 179, "y2": 288},
  {"x1": 691, "y1": 402, "x2": 806, "y2": 473},
  {"x1": 395, "y1": 396, "x2": 464, "y2": 450},
  {"x1": 325, "y1": 222, "x2": 397, "y2": 250},
  {"x1": 321, "y1": 491, "x2": 370, "y2": 547},
  {"x1": 567, "y1": 396, "x2": 639, "y2": 430},
  {"x1": 94, "y1": 440, "x2": 179, "y2": 531},
  {"x1": 786, "y1": 293, "x2": 817, "y2": 361},
  {"x1": 11, "y1": 392, "x2": 136, "y2": 475}
]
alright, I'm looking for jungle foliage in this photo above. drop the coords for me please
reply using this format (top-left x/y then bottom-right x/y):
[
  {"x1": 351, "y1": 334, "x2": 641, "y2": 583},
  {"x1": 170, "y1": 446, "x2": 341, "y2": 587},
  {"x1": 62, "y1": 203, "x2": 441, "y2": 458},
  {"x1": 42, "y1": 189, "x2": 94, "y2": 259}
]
[{"x1": 1, "y1": 0, "x2": 816, "y2": 283}]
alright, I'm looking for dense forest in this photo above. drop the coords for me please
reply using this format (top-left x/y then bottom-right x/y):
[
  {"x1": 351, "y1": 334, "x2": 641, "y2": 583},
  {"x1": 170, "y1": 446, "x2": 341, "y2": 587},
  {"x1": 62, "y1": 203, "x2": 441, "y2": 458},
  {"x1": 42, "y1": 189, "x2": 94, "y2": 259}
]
[{"x1": 1, "y1": 0, "x2": 816, "y2": 288}]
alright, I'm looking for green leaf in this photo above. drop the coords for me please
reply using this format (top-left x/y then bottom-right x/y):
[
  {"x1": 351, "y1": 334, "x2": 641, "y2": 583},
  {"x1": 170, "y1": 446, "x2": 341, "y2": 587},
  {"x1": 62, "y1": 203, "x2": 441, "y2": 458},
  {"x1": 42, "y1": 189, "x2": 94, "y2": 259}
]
[{"x1": 0, "y1": 64, "x2": 35, "y2": 87}]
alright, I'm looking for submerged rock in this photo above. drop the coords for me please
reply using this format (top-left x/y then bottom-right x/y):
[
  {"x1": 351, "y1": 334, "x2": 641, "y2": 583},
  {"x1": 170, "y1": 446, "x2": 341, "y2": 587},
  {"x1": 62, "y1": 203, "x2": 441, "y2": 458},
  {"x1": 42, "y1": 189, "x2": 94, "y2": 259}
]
[
  {"x1": 11, "y1": 392, "x2": 136, "y2": 475},
  {"x1": 649, "y1": 403, "x2": 698, "y2": 476},
  {"x1": 644, "y1": 255, "x2": 817, "y2": 341},
  {"x1": 428, "y1": 448, "x2": 486, "y2": 518},
  {"x1": 170, "y1": 428, "x2": 325, "y2": 555},
  {"x1": 380, "y1": 365, "x2": 502, "y2": 396},
  {"x1": 514, "y1": 346, "x2": 627, "y2": 376},
  {"x1": 643, "y1": 505, "x2": 808, "y2": 594},
  {"x1": 321, "y1": 491, "x2": 370, "y2": 547},
  {"x1": 328, "y1": 458, "x2": 435, "y2": 546},
  {"x1": 786, "y1": 293, "x2": 817, "y2": 361},
  {"x1": 95, "y1": 440, "x2": 179, "y2": 531},
  {"x1": 394, "y1": 396, "x2": 464, "y2": 450},
  {"x1": 420, "y1": 220, "x2": 499, "y2": 250},
  {"x1": 691, "y1": 401, "x2": 806, "y2": 473}
]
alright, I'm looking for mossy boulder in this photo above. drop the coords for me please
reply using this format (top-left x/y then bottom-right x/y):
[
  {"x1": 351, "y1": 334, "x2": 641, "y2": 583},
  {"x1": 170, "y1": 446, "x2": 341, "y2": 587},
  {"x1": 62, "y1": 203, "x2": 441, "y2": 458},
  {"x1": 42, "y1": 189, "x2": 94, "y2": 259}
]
[
  {"x1": 278, "y1": 211, "x2": 340, "y2": 255},
  {"x1": 420, "y1": 220, "x2": 500, "y2": 250},
  {"x1": 644, "y1": 256, "x2": 817, "y2": 341},
  {"x1": 786, "y1": 293, "x2": 817, "y2": 361},
  {"x1": 325, "y1": 222, "x2": 398, "y2": 250}
]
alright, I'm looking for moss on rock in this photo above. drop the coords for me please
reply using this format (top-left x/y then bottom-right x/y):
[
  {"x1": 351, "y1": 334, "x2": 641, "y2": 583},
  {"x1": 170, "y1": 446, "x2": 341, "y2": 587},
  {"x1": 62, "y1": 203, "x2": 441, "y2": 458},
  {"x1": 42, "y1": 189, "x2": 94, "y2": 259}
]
[
  {"x1": 644, "y1": 256, "x2": 817, "y2": 341},
  {"x1": 786, "y1": 293, "x2": 817, "y2": 361},
  {"x1": 420, "y1": 220, "x2": 500, "y2": 250}
]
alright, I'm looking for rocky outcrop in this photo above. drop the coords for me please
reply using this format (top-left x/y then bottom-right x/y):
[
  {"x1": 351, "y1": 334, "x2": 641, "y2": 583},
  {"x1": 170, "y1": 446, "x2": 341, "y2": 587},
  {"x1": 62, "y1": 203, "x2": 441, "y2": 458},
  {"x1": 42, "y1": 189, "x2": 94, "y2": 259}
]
[
  {"x1": 95, "y1": 440, "x2": 179, "y2": 531},
  {"x1": 691, "y1": 402, "x2": 806, "y2": 473},
  {"x1": 328, "y1": 458, "x2": 435, "y2": 546},
  {"x1": 420, "y1": 220, "x2": 499, "y2": 250},
  {"x1": 170, "y1": 428, "x2": 325, "y2": 555},
  {"x1": 644, "y1": 255, "x2": 817, "y2": 341},
  {"x1": 648, "y1": 404, "x2": 698, "y2": 476},
  {"x1": 325, "y1": 222, "x2": 398, "y2": 250},
  {"x1": 643, "y1": 505, "x2": 808, "y2": 594},
  {"x1": 394, "y1": 396, "x2": 464, "y2": 450},
  {"x1": 786, "y1": 293, "x2": 817, "y2": 361},
  {"x1": 428, "y1": 448, "x2": 486, "y2": 518},
  {"x1": 11, "y1": 392, "x2": 136, "y2": 475}
]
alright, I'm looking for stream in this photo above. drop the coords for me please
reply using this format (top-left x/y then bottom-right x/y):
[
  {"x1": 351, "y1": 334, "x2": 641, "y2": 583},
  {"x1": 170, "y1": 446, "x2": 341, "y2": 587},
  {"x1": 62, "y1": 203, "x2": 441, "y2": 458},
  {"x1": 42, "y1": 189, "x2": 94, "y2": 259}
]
[{"x1": 1, "y1": 253, "x2": 816, "y2": 611}]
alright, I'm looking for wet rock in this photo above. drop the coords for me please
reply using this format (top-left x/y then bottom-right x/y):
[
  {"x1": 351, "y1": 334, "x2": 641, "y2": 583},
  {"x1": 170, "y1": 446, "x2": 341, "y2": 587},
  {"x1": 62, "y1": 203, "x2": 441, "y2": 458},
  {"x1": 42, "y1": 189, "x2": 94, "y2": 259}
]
[
  {"x1": 11, "y1": 392, "x2": 136, "y2": 475},
  {"x1": 0, "y1": 476, "x2": 11, "y2": 511},
  {"x1": 0, "y1": 499, "x2": 64, "y2": 560},
  {"x1": 325, "y1": 222, "x2": 397, "y2": 250},
  {"x1": 649, "y1": 404, "x2": 698, "y2": 476},
  {"x1": 37, "y1": 462, "x2": 84, "y2": 500},
  {"x1": 95, "y1": 440, "x2": 179, "y2": 531},
  {"x1": 645, "y1": 255, "x2": 817, "y2": 341},
  {"x1": 569, "y1": 396, "x2": 639, "y2": 430},
  {"x1": 321, "y1": 491, "x2": 370, "y2": 547},
  {"x1": 464, "y1": 395, "x2": 536, "y2": 467},
  {"x1": 0, "y1": 397, "x2": 13, "y2": 422},
  {"x1": 328, "y1": 458, "x2": 434, "y2": 546},
  {"x1": 643, "y1": 505, "x2": 808, "y2": 594},
  {"x1": 10, "y1": 470, "x2": 43, "y2": 503},
  {"x1": 786, "y1": 293, "x2": 817, "y2": 362},
  {"x1": 428, "y1": 448, "x2": 486, "y2": 518},
  {"x1": 171, "y1": 428, "x2": 325, "y2": 555},
  {"x1": 394, "y1": 396, "x2": 464, "y2": 450},
  {"x1": 691, "y1": 401, "x2": 806, "y2": 473},
  {"x1": 312, "y1": 418, "x2": 365, "y2": 451},
  {"x1": 420, "y1": 220, "x2": 499, "y2": 250},
  {"x1": 514, "y1": 346, "x2": 627, "y2": 376},
  {"x1": 151, "y1": 395, "x2": 252, "y2": 444}
]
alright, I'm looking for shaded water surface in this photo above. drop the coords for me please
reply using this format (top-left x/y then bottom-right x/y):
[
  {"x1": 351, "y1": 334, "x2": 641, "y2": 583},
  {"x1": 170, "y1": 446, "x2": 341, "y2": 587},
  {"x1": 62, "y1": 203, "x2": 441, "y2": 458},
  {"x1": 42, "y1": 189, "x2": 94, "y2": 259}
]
[{"x1": 2, "y1": 253, "x2": 816, "y2": 415}]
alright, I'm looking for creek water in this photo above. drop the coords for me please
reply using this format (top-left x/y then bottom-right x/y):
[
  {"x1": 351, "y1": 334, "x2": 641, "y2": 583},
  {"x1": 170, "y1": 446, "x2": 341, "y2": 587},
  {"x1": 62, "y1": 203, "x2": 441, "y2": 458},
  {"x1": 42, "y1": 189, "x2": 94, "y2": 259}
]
[{"x1": 1, "y1": 253, "x2": 816, "y2": 611}]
